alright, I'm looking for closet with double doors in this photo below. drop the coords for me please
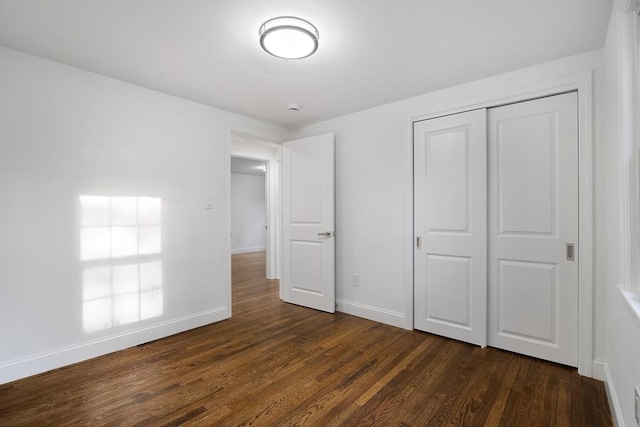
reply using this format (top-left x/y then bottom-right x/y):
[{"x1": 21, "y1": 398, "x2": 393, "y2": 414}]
[{"x1": 414, "y1": 92, "x2": 578, "y2": 367}]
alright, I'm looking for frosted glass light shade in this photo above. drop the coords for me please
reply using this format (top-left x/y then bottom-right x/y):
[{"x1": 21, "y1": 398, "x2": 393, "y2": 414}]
[{"x1": 259, "y1": 16, "x2": 319, "y2": 60}]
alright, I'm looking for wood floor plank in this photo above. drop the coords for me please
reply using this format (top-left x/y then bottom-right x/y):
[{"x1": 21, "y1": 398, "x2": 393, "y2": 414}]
[
  {"x1": 0, "y1": 251, "x2": 612, "y2": 426},
  {"x1": 355, "y1": 339, "x2": 431, "y2": 407}
]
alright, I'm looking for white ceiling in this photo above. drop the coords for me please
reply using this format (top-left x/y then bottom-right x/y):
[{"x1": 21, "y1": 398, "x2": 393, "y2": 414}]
[
  {"x1": 231, "y1": 157, "x2": 266, "y2": 176},
  {"x1": 0, "y1": 0, "x2": 612, "y2": 129}
]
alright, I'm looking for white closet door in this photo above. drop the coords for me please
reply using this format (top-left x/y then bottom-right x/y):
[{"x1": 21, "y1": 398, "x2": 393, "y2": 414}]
[
  {"x1": 414, "y1": 109, "x2": 487, "y2": 347},
  {"x1": 488, "y1": 92, "x2": 578, "y2": 366}
]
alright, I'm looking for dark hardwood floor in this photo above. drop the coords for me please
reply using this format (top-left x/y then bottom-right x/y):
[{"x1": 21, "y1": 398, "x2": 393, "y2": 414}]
[{"x1": 0, "y1": 251, "x2": 612, "y2": 426}]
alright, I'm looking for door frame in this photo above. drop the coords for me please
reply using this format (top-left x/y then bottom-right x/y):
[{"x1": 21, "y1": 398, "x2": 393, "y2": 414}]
[
  {"x1": 405, "y1": 70, "x2": 594, "y2": 377},
  {"x1": 225, "y1": 128, "x2": 282, "y2": 315}
]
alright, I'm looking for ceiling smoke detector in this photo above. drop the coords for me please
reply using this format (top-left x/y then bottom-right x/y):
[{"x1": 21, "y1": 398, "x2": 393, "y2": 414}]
[
  {"x1": 259, "y1": 16, "x2": 319, "y2": 60},
  {"x1": 288, "y1": 103, "x2": 301, "y2": 111}
]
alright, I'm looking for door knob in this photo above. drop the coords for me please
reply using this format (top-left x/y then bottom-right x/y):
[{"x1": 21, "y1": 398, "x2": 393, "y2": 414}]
[{"x1": 317, "y1": 231, "x2": 332, "y2": 238}]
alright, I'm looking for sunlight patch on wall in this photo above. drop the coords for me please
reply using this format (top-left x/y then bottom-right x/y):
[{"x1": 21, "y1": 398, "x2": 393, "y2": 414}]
[
  {"x1": 80, "y1": 196, "x2": 161, "y2": 260},
  {"x1": 80, "y1": 196, "x2": 163, "y2": 333}
]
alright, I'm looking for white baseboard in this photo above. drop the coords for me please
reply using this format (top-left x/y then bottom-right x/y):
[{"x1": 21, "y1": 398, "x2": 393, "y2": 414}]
[
  {"x1": 336, "y1": 299, "x2": 406, "y2": 329},
  {"x1": 602, "y1": 361, "x2": 624, "y2": 427},
  {"x1": 231, "y1": 246, "x2": 266, "y2": 255},
  {"x1": 592, "y1": 358, "x2": 607, "y2": 382},
  {"x1": 0, "y1": 306, "x2": 229, "y2": 385}
]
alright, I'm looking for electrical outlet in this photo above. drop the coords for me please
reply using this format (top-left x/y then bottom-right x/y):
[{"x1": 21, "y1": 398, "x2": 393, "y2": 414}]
[
  {"x1": 353, "y1": 274, "x2": 360, "y2": 287},
  {"x1": 635, "y1": 387, "x2": 639, "y2": 426}
]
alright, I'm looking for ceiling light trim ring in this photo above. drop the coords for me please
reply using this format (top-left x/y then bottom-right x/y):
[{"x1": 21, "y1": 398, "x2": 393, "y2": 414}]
[{"x1": 259, "y1": 16, "x2": 319, "y2": 60}]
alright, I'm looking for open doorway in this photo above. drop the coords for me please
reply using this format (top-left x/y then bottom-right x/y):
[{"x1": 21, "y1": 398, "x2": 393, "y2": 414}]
[
  {"x1": 230, "y1": 156, "x2": 268, "y2": 259},
  {"x1": 229, "y1": 132, "x2": 281, "y2": 279},
  {"x1": 230, "y1": 156, "x2": 269, "y2": 292},
  {"x1": 230, "y1": 156, "x2": 272, "y2": 305},
  {"x1": 228, "y1": 132, "x2": 281, "y2": 304}
]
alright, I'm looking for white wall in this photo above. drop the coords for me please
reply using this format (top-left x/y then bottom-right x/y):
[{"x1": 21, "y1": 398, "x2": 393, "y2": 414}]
[
  {"x1": 290, "y1": 50, "x2": 607, "y2": 354},
  {"x1": 231, "y1": 173, "x2": 266, "y2": 254},
  {"x1": 601, "y1": 5, "x2": 640, "y2": 426},
  {"x1": 0, "y1": 46, "x2": 288, "y2": 383}
]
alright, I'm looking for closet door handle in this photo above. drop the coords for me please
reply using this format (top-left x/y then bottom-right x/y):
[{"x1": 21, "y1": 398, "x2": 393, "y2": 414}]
[{"x1": 566, "y1": 243, "x2": 575, "y2": 261}]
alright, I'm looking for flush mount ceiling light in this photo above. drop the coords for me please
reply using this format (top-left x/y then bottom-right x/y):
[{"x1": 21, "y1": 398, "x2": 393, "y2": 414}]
[{"x1": 259, "y1": 16, "x2": 319, "y2": 60}]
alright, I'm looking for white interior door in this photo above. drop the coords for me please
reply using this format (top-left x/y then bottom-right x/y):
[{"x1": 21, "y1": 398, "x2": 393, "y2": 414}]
[
  {"x1": 414, "y1": 109, "x2": 487, "y2": 346},
  {"x1": 488, "y1": 92, "x2": 578, "y2": 366},
  {"x1": 281, "y1": 133, "x2": 335, "y2": 313}
]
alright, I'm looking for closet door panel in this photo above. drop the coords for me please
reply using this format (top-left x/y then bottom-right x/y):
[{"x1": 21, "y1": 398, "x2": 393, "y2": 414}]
[
  {"x1": 414, "y1": 109, "x2": 487, "y2": 346},
  {"x1": 488, "y1": 92, "x2": 578, "y2": 367}
]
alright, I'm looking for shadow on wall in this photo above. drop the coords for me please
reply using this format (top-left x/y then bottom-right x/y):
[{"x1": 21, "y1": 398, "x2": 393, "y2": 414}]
[{"x1": 79, "y1": 195, "x2": 163, "y2": 333}]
